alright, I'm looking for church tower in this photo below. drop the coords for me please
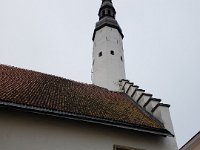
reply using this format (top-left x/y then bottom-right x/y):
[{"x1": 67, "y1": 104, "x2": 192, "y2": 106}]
[{"x1": 92, "y1": 0, "x2": 126, "y2": 91}]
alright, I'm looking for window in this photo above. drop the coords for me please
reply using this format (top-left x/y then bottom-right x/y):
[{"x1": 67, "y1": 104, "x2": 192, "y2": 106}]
[
  {"x1": 99, "y1": 52, "x2": 102, "y2": 57},
  {"x1": 108, "y1": 10, "x2": 111, "y2": 15},
  {"x1": 102, "y1": 10, "x2": 105, "y2": 16},
  {"x1": 121, "y1": 56, "x2": 123, "y2": 61},
  {"x1": 114, "y1": 145, "x2": 145, "y2": 150},
  {"x1": 110, "y1": 50, "x2": 114, "y2": 55},
  {"x1": 111, "y1": 11, "x2": 114, "y2": 17}
]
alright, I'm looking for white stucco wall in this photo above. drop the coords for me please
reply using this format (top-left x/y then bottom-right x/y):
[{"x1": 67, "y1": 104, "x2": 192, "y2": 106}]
[
  {"x1": 0, "y1": 109, "x2": 178, "y2": 150},
  {"x1": 92, "y1": 26, "x2": 126, "y2": 91}
]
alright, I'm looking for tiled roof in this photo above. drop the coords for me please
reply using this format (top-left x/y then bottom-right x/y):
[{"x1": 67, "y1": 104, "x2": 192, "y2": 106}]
[{"x1": 0, "y1": 64, "x2": 169, "y2": 135}]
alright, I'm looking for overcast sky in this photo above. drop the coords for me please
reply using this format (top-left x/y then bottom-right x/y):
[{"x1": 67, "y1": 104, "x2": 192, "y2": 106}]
[{"x1": 0, "y1": 0, "x2": 200, "y2": 148}]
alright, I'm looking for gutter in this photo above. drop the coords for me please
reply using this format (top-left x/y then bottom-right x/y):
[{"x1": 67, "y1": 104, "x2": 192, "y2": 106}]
[{"x1": 0, "y1": 101, "x2": 173, "y2": 137}]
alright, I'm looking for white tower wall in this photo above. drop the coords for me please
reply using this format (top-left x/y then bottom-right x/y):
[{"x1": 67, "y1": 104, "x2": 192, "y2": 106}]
[{"x1": 92, "y1": 26, "x2": 126, "y2": 91}]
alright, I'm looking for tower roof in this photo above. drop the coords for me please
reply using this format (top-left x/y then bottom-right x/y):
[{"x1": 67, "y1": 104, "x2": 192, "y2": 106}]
[
  {"x1": 92, "y1": 0, "x2": 124, "y2": 40},
  {"x1": 99, "y1": 0, "x2": 116, "y2": 19}
]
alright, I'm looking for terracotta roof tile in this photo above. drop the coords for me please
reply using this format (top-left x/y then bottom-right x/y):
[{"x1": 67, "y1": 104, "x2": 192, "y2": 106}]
[{"x1": 0, "y1": 64, "x2": 165, "y2": 132}]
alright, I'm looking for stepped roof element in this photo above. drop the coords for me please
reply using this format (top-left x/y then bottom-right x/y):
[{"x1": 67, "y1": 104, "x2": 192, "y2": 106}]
[
  {"x1": 92, "y1": 0, "x2": 124, "y2": 40},
  {"x1": 0, "y1": 64, "x2": 171, "y2": 136}
]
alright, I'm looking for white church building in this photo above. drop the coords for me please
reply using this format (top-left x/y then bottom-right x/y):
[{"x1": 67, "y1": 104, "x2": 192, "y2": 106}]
[{"x1": 0, "y1": 0, "x2": 178, "y2": 150}]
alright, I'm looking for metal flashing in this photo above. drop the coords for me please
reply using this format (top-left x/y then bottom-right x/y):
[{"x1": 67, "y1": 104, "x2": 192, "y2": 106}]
[
  {"x1": 125, "y1": 83, "x2": 133, "y2": 93},
  {"x1": 152, "y1": 103, "x2": 171, "y2": 113},
  {"x1": 137, "y1": 93, "x2": 152, "y2": 103}
]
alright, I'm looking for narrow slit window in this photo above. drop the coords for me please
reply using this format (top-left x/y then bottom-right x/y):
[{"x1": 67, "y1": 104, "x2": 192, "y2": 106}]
[
  {"x1": 110, "y1": 50, "x2": 114, "y2": 55},
  {"x1": 111, "y1": 11, "x2": 114, "y2": 17},
  {"x1": 102, "y1": 10, "x2": 105, "y2": 16},
  {"x1": 99, "y1": 52, "x2": 102, "y2": 57},
  {"x1": 108, "y1": 10, "x2": 111, "y2": 15},
  {"x1": 121, "y1": 56, "x2": 123, "y2": 61}
]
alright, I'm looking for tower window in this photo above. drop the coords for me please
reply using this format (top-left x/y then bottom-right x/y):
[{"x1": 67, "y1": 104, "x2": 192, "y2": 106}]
[
  {"x1": 121, "y1": 56, "x2": 123, "y2": 62},
  {"x1": 108, "y1": 10, "x2": 111, "y2": 15},
  {"x1": 99, "y1": 52, "x2": 102, "y2": 57},
  {"x1": 110, "y1": 50, "x2": 114, "y2": 55},
  {"x1": 111, "y1": 12, "x2": 114, "y2": 17},
  {"x1": 102, "y1": 10, "x2": 106, "y2": 16}
]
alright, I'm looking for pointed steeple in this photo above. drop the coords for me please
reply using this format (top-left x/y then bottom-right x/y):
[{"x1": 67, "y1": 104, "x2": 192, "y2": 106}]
[{"x1": 92, "y1": 0, "x2": 124, "y2": 40}]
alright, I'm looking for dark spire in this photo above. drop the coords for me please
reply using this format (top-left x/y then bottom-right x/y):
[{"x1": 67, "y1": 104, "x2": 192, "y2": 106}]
[
  {"x1": 98, "y1": 0, "x2": 116, "y2": 20},
  {"x1": 92, "y1": 0, "x2": 124, "y2": 40}
]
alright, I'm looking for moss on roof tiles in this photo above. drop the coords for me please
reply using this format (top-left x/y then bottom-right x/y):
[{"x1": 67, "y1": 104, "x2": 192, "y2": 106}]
[{"x1": 0, "y1": 64, "x2": 162, "y2": 129}]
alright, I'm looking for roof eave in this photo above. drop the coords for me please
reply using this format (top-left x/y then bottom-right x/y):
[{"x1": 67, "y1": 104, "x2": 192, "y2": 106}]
[
  {"x1": 92, "y1": 18, "x2": 124, "y2": 41},
  {"x1": 0, "y1": 101, "x2": 173, "y2": 137}
]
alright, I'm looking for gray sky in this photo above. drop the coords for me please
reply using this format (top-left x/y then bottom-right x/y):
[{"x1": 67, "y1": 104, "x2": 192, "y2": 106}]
[{"x1": 0, "y1": 0, "x2": 200, "y2": 148}]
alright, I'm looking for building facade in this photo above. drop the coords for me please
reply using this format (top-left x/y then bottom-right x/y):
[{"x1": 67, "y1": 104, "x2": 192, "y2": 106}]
[
  {"x1": 0, "y1": 0, "x2": 179, "y2": 150},
  {"x1": 0, "y1": 108, "x2": 177, "y2": 150}
]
